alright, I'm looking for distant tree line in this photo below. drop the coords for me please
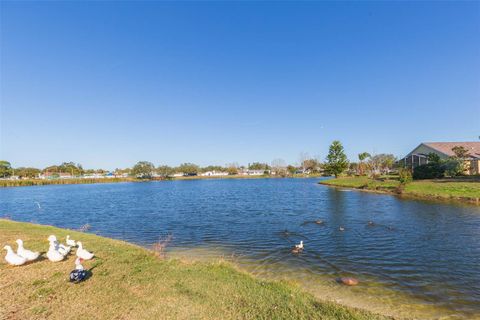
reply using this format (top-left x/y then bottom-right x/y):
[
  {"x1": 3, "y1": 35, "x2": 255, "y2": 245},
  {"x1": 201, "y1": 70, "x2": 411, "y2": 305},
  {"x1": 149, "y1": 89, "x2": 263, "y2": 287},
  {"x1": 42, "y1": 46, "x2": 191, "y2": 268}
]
[{"x1": 1, "y1": 142, "x2": 471, "y2": 181}]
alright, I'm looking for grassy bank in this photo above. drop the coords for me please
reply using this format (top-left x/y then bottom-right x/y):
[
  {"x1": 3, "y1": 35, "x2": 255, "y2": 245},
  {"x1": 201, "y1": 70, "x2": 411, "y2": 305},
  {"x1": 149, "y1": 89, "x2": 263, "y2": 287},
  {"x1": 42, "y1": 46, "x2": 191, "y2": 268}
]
[
  {"x1": 0, "y1": 177, "x2": 136, "y2": 188},
  {"x1": 0, "y1": 219, "x2": 384, "y2": 320},
  {"x1": 320, "y1": 176, "x2": 480, "y2": 204},
  {"x1": 0, "y1": 174, "x2": 321, "y2": 188}
]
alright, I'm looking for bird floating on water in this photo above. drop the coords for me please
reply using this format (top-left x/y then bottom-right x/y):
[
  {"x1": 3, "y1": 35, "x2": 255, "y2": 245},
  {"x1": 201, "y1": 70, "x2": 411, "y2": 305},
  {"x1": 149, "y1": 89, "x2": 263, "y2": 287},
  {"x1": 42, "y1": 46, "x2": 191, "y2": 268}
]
[
  {"x1": 295, "y1": 241, "x2": 304, "y2": 249},
  {"x1": 315, "y1": 220, "x2": 324, "y2": 225},
  {"x1": 367, "y1": 221, "x2": 375, "y2": 226},
  {"x1": 3, "y1": 245, "x2": 27, "y2": 266},
  {"x1": 76, "y1": 242, "x2": 94, "y2": 260},
  {"x1": 339, "y1": 227, "x2": 345, "y2": 231},
  {"x1": 70, "y1": 257, "x2": 88, "y2": 283},
  {"x1": 15, "y1": 239, "x2": 40, "y2": 261},
  {"x1": 291, "y1": 241, "x2": 304, "y2": 254}
]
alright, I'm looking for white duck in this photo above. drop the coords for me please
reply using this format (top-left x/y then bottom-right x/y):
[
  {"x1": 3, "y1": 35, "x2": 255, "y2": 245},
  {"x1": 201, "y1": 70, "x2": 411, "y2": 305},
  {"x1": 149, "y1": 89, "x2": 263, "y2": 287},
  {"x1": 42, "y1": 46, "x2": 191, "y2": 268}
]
[
  {"x1": 15, "y1": 239, "x2": 40, "y2": 261},
  {"x1": 295, "y1": 240, "x2": 304, "y2": 249},
  {"x1": 3, "y1": 245, "x2": 27, "y2": 266},
  {"x1": 66, "y1": 235, "x2": 77, "y2": 247},
  {"x1": 76, "y1": 242, "x2": 94, "y2": 260},
  {"x1": 48, "y1": 235, "x2": 71, "y2": 256},
  {"x1": 46, "y1": 240, "x2": 65, "y2": 262}
]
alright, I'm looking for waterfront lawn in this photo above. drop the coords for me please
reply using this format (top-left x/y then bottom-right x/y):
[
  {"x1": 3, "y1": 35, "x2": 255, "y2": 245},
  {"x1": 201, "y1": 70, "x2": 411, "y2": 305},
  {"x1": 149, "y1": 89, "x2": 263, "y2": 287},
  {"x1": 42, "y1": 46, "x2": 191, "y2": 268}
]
[
  {"x1": 320, "y1": 176, "x2": 480, "y2": 203},
  {"x1": 404, "y1": 180, "x2": 480, "y2": 199},
  {"x1": 320, "y1": 176, "x2": 400, "y2": 191},
  {"x1": 0, "y1": 219, "x2": 383, "y2": 320}
]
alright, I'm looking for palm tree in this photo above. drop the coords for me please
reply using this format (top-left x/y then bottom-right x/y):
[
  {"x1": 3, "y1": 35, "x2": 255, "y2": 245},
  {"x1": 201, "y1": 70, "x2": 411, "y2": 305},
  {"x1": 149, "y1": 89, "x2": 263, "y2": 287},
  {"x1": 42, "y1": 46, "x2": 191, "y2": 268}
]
[{"x1": 357, "y1": 152, "x2": 371, "y2": 175}]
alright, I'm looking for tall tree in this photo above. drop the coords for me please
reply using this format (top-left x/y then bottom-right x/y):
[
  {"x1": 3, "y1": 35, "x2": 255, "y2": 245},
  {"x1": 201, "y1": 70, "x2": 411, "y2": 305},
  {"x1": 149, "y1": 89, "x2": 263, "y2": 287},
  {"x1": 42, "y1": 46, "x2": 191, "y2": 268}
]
[
  {"x1": 0, "y1": 161, "x2": 12, "y2": 178},
  {"x1": 369, "y1": 154, "x2": 396, "y2": 175},
  {"x1": 324, "y1": 141, "x2": 349, "y2": 178},
  {"x1": 451, "y1": 146, "x2": 470, "y2": 174},
  {"x1": 177, "y1": 163, "x2": 199, "y2": 175},
  {"x1": 451, "y1": 146, "x2": 469, "y2": 159},
  {"x1": 271, "y1": 158, "x2": 287, "y2": 176},
  {"x1": 226, "y1": 163, "x2": 239, "y2": 175},
  {"x1": 357, "y1": 152, "x2": 371, "y2": 175},
  {"x1": 15, "y1": 167, "x2": 41, "y2": 178},
  {"x1": 132, "y1": 161, "x2": 155, "y2": 178},
  {"x1": 157, "y1": 165, "x2": 175, "y2": 177},
  {"x1": 248, "y1": 162, "x2": 270, "y2": 170},
  {"x1": 287, "y1": 165, "x2": 297, "y2": 175}
]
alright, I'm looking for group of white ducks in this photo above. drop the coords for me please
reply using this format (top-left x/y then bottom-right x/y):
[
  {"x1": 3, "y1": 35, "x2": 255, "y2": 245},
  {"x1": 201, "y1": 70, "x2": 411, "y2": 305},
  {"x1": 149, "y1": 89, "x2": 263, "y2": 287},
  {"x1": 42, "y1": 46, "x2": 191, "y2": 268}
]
[{"x1": 3, "y1": 235, "x2": 94, "y2": 282}]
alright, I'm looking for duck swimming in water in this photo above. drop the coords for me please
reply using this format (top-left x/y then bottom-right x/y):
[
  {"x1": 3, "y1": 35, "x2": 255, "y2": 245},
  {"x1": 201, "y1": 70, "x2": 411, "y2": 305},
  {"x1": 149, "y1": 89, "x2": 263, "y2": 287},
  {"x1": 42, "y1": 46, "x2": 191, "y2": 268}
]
[
  {"x1": 339, "y1": 227, "x2": 345, "y2": 231},
  {"x1": 69, "y1": 258, "x2": 87, "y2": 283},
  {"x1": 291, "y1": 241, "x2": 304, "y2": 254},
  {"x1": 295, "y1": 241, "x2": 304, "y2": 249}
]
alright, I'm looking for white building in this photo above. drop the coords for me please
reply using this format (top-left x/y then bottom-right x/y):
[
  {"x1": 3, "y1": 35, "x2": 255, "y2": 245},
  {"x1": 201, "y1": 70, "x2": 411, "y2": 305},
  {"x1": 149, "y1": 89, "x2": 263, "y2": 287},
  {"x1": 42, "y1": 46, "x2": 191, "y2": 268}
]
[
  {"x1": 239, "y1": 169, "x2": 267, "y2": 176},
  {"x1": 200, "y1": 171, "x2": 229, "y2": 176},
  {"x1": 172, "y1": 173, "x2": 184, "y2": 177}
]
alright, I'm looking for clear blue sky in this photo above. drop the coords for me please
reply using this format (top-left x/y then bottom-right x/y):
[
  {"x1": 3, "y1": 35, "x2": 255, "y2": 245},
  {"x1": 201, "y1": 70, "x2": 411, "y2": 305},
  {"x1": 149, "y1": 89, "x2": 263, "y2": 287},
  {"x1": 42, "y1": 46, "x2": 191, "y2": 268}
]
[{"x1": 1, "y1": 1, "x2": 479, "y2": 170}]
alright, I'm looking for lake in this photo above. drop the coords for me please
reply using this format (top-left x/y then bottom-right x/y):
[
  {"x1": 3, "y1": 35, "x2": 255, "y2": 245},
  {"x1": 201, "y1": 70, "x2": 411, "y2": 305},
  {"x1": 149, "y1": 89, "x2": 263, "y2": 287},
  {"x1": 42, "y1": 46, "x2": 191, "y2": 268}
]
[{"x1": 1, "y1": 178, "x2": 479, "y2": 319}]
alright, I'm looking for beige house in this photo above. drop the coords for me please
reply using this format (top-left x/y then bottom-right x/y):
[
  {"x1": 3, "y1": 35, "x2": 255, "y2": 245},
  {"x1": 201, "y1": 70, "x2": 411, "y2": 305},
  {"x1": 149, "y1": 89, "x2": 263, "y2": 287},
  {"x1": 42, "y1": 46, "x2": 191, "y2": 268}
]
[{"x1": 403, "y1": 142, "x2": 480, "y2": 175}]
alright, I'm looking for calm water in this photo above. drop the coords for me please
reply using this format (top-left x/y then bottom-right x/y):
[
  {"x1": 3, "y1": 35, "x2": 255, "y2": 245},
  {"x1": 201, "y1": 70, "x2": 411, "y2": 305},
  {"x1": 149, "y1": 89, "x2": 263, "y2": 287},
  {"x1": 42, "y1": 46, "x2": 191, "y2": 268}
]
[{"x1": 1, "y1": 178, "x2": 479, "y2": 319}]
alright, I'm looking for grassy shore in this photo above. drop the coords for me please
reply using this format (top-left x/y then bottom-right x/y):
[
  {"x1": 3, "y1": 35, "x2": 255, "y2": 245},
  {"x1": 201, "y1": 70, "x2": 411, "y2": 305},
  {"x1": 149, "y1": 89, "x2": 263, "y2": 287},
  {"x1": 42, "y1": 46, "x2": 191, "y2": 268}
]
[
  {"x1": 0, "y1": 219, "x2": 384, "y2": 320},
  {"x1": 0, "y1": 174, "x2": 320, "y2": 188},
  {"x1": 320, "y1": 176, "x2": 480, "y2": 204},
  {"x1": 0, "y1": 177, "x2": 136, "y2": 188}
]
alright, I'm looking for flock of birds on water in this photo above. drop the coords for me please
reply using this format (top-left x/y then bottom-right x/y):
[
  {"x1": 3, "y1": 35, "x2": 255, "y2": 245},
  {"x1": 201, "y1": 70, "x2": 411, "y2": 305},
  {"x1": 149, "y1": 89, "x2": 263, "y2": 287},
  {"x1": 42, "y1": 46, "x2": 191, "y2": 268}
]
[{"x1": 3, "y1": 234, "x2": 94, "y2": 283}]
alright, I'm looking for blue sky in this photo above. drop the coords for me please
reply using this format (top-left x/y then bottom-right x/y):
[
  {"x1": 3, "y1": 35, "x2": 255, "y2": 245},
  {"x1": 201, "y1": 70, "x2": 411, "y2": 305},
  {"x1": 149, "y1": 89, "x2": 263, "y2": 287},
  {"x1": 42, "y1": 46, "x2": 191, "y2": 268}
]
[{"x1": 1, "y1": 1, "x2": 479, "y2": 169}]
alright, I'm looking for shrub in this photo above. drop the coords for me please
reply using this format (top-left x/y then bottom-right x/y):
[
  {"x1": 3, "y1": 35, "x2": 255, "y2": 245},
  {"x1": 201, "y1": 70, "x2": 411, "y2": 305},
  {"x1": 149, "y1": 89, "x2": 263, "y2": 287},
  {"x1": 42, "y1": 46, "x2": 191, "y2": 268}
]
[
  {"x1": 443, "y1": 159, "x2": 463, "y2": 177},
  {"x1": 398, "y1": 168, "x2": 412, "y2": 184},
  {"x1": 413, "y1": 158, "x2": 463, "y2": 180},
  {"x1": 413, "y1": 163, "x2": 444, "y2": 180}
]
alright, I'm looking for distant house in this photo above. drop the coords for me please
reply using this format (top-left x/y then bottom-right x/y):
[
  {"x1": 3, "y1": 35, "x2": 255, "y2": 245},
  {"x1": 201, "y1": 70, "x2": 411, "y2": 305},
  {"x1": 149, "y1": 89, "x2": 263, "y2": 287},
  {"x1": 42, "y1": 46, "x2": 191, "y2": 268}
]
[
  {"x1": 200, "y1": 171, "x2": 228, "y2": 177},
  {"x1": 240, "y1": 169, "x2": 267, "y2": 176},
  {"x1": 403, "y1": 142, "x2": 480, "y2": 175},
  {"x1": 172, "y1": 173, "x2": 184, "y2": 177},
  {"x1": 40, "y1": 172, "x2": 73, "y2": 179},
  {"x1": 83, "y1": 173, "x2": 105, "y2": 179}
]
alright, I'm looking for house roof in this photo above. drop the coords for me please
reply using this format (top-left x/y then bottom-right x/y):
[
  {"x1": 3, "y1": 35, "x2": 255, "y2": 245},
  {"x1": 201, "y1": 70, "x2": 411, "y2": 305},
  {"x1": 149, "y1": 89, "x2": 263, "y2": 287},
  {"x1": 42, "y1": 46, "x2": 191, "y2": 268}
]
[{"x1": 423, "y1": 142, "x2": 480, "y2": 158}]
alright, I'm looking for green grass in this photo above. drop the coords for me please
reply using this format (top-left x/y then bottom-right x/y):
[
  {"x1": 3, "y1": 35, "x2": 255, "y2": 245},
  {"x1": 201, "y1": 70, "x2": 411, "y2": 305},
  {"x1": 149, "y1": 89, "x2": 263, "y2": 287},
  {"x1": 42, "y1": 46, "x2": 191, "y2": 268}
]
[
  {"x1": 320, "y1": 176, "x2": 480, "y2": 204},
  {"x1": 403, "y1": 180, "x2": 480, "y2": 199},
  {"x1": 0, "y1": 219, "x2": 384, "y2": 320}
]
